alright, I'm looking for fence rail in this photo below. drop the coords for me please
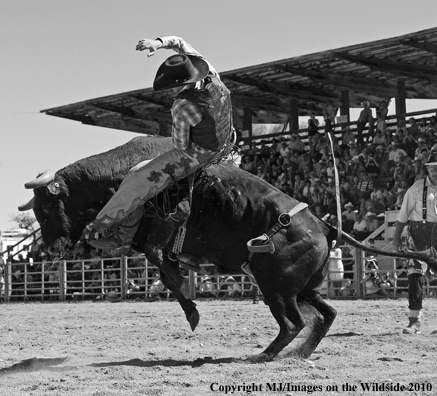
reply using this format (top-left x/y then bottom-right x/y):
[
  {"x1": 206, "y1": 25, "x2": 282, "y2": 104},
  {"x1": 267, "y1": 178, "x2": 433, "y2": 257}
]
[{"x1": 1, "y1": 250, "x2": 435, "y2": 303}]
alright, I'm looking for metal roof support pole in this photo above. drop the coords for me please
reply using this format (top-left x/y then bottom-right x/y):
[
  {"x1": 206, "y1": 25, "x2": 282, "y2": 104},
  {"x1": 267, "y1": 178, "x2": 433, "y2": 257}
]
[
  {"x1": 290, "y1": 100, "x2": 299, "y2": 133},
  {"x1": 396, "y1": 80, "x2": 406, "y2": 122},
  {"x1": 243, "y1": 107, "x2": 253, "y2": 147},
  {"x1": 340, "y1": 90, "x2": 350, "y2": 122}
]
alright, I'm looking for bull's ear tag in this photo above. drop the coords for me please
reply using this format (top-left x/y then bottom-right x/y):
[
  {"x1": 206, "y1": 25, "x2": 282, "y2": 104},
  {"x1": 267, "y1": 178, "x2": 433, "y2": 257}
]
[{"x1": 47, "y1": 181, "x2": 61, "y2": 195}]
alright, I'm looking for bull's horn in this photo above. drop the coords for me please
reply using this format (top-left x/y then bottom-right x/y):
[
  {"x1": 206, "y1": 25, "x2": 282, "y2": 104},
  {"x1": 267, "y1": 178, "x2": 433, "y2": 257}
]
[
  {"x1": 18, "y1": 197, "x2": 35, "y2": 211},
  {"x1": 24, "y1": 170, "x2": 55, "y2": 189}
]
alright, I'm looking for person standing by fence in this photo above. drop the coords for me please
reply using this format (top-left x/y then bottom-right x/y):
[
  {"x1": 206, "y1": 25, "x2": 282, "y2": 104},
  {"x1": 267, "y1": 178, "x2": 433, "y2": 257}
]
[
  {"x1": 392, "y1": 152, "x2": 437, "y2": 334},
  {"x1": 328, "y1": 241, "x2": 344, "y2": 296}
]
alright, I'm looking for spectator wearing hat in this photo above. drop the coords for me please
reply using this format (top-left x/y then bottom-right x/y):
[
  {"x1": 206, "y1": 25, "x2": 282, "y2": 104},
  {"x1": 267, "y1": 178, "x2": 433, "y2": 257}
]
[
  {"x1": 356, "y1": 101, "x2": 374, "y2": 144},
  {"x1": 365, "y1": 212, "x2": 379, "y2": 234},
  {"x1": 392, "y1": 151, "x2": 437, "y2": 334},
  {"x1": 342, "y1": 202, "x2": 356, "y2": 229},
  {"x1": 350, "y1": 212, "x2": 368, "y2": 241}
]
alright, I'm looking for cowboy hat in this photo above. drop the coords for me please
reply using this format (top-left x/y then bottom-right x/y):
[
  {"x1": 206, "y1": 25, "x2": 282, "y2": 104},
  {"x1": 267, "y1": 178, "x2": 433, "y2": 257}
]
[
  {"x1": 425, "y1": 152, "x2": 437, "y2": 166},
  {"x1": 365, "y1": 212, "x2": 376, "y2": 217},
  {"x1": 153, "y1": 54, "x2": 209, "y2": 91},
  {"x1": 345, "y1": 202, "x2": 354, "y2": 208}
]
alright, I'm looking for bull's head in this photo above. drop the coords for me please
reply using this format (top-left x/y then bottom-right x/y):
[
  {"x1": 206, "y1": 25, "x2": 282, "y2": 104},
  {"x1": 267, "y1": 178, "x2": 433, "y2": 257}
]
[{"x1": 19, "y1": 170, "x2": 100, "y2": 257}]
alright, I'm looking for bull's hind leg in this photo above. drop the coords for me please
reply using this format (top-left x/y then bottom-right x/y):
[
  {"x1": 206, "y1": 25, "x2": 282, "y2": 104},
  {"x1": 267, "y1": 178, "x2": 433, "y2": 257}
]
[
  {"x1": 293, "y1": 291, "x2": 337, "y2": 358},
  {"x1": 251, "y1": 294, "x2": 305, "y2": 362}
]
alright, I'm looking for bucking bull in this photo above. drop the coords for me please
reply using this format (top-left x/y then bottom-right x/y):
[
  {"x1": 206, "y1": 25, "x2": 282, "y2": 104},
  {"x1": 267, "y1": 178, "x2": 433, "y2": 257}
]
[{"x1": 20, "y1": 136, "x2": 437, "y2": 362}]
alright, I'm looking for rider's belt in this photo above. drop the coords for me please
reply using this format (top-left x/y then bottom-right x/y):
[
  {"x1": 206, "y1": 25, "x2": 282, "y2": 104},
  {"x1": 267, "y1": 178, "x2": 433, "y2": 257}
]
[{"x1": 247, "y1": 202, "x2": 308, "y2": 254}]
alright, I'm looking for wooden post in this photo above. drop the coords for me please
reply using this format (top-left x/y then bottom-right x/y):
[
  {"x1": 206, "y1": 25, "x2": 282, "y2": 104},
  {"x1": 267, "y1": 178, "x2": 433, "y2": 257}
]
[
  {"x1": 59, "y1": 260, "x2": 67, "y2": 301},
  {"x1": 4, "y1": 261, "x2": 11, "y2": 303},
  {"x1": 355, "y1": 249, "x2": 364, "y2": 298},
  {"x1": 243, "y1": 107, "x2": 253, "y2": 148},
  {"x1": 120, "y1": 255, "x2": 127, "y2": 301},
  {"x1": 396, "y1": 80, "x2": 406, "y2": 121},
  {"x1": 290, "y1": 100, "x2": 299, "y2": 133},
  {"x1": 340, "y1": 90, "x2": 350, "y2": 122}
]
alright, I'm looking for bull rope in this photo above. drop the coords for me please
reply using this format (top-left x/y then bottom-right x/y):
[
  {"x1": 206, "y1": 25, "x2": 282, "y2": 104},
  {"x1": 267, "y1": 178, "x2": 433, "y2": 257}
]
[{"x1": 326, "y1": 131, "x2": 342, "y2": 246}]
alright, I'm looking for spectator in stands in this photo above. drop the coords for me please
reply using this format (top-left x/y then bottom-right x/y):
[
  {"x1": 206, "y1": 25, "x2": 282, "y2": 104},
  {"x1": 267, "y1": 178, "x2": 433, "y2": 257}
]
[
  {"x1": 376, "y1": 100, "x2": 388, "y2": 134},
  {"x1": 365, "y1": 212, "x2": 379, "y2": 234},
  {"x1": 324, "y1": 113, "x2": 334, "y2": 133},
  {"x1": 294, "y1": 174, "x2": 305, "y2": 192},
  {"x1": 342, "y1": 127, "x2": 356, "y2": 148},
  {"x1": 372, "y1": 130, "x2": 386, "y2": 148},
  {"x1": 342, "y1": 202, "x2": 356, "y2": 228},
  {"x1": 419, "y1": 118, "x2": 428, "y2": 135},
  {"x1": 279, "y1": 141, "x2": 290, "y2": 158},
  {"x1": 364, "y1": 152, "x2": 380, "y2": 176},
  {"x1": 350, "y1": 212, "x2": 368, "y2": 241},
  {"x1": 307, "y1": 112, "x2": 320, "y2": 143},
  {"x1": 328, "y1": 241, "x2": 344, "y2": 296},
  {"x1": 258, "y1": 140, "x2": 271, "y2": 158},
  {"x1": 288, "y1": 133, "x2": 305, "y2": 153},
  {"x1": 403, "y1": 130, "x2": 418, "y2": 159},
  {"x1": 242, "y1": 155, "x2": 257, "y2": 175},
  {"x1": 356, "y1": 101, "x2": 374, "y2": 144},
  {"x1": 408, "y1": 117, "x2": 420, "y2": 138},
  {"x1": 427, "y1": 115, "x2": 437, "y2": 135},
  {"x1": 356, "y1": 172, "x2": 374, "y2": 199},
  {"x1": 383, "y1": 141, "x2": 407, "y2": 176},
  {"x1": 394, "y1": 188, "x2": 407, "y2": 209},
  {"x1": 396, "y1": 119, "x2": 409, "y2": 137},
  {"x1": 256, "y1": 165, "x2": 267, "y2": 180}
]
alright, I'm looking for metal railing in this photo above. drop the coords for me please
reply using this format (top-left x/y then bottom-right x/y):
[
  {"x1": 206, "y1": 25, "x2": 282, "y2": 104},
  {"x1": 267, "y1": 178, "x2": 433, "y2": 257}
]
[{"x1": 1, "y1": 249, "x2": 434, "y2": 303}]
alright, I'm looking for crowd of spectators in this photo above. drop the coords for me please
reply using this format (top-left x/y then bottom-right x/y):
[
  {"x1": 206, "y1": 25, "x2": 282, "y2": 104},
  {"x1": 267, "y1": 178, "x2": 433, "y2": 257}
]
[
  {"x1": 3, "y1": 238, "x2": 158, "y2": 301},
  {"x1": 240, "y1": 112, "x2": 437, "y2": 241}
]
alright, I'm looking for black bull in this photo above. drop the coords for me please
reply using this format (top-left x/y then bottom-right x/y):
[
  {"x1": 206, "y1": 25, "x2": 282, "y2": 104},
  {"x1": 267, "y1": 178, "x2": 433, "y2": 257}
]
[{"x1": 21, "y1": 136, "x2": 437, "y2": 362}]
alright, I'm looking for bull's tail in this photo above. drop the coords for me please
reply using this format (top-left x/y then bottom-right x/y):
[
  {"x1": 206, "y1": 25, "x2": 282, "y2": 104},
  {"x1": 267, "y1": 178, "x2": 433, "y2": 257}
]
[{"x1": 323, "y1": 220, "x2": 437, "y2": 270}]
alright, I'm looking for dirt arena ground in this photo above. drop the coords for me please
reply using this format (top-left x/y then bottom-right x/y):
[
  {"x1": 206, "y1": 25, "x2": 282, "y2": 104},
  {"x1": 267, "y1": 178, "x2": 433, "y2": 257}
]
[{"x1": 1, "y1": 298, "x2": 437, "y2": 396}]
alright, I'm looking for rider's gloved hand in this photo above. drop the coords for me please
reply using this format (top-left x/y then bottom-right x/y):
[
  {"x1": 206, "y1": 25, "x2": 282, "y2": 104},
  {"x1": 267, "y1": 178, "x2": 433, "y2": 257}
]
[{"x1": 135, "y1": 38, "x2": 162, "y2": 57}]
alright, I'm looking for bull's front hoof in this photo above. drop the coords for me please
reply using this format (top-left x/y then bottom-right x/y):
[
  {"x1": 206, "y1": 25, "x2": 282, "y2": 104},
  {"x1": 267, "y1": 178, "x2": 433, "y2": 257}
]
[
  {"x1": 245, "y1": 353, "x2": 271, "y2": 364},
  {"x1": 187, "y1": 308, "x2": 200, "y2": 331}
]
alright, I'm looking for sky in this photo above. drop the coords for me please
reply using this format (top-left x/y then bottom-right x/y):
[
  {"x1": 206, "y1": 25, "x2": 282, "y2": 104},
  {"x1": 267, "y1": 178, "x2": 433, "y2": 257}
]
[{"x1": 1, "y1": 0, "x2": 437, "y2": 231}]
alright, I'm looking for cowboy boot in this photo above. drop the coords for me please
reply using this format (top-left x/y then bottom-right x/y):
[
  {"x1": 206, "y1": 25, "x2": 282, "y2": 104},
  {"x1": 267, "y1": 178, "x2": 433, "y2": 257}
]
[
  {"x1": 403, "y1": 317, "x2": 421, "y2": 334},
  {"x1": 90, "y1": 212, "x2": 143, "y2": 254}
]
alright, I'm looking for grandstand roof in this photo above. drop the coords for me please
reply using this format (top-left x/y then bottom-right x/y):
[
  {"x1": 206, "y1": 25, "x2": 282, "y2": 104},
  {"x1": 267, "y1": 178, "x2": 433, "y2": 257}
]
[{"x1": 42, "y1": 26, "x2": 437, "y2": 136}]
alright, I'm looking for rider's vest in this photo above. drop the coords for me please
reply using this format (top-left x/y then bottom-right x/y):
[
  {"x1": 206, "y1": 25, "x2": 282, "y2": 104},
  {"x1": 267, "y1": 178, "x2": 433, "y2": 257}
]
[{"x1": 177, "y1": 75, "x2": 233, "y2": 151}]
